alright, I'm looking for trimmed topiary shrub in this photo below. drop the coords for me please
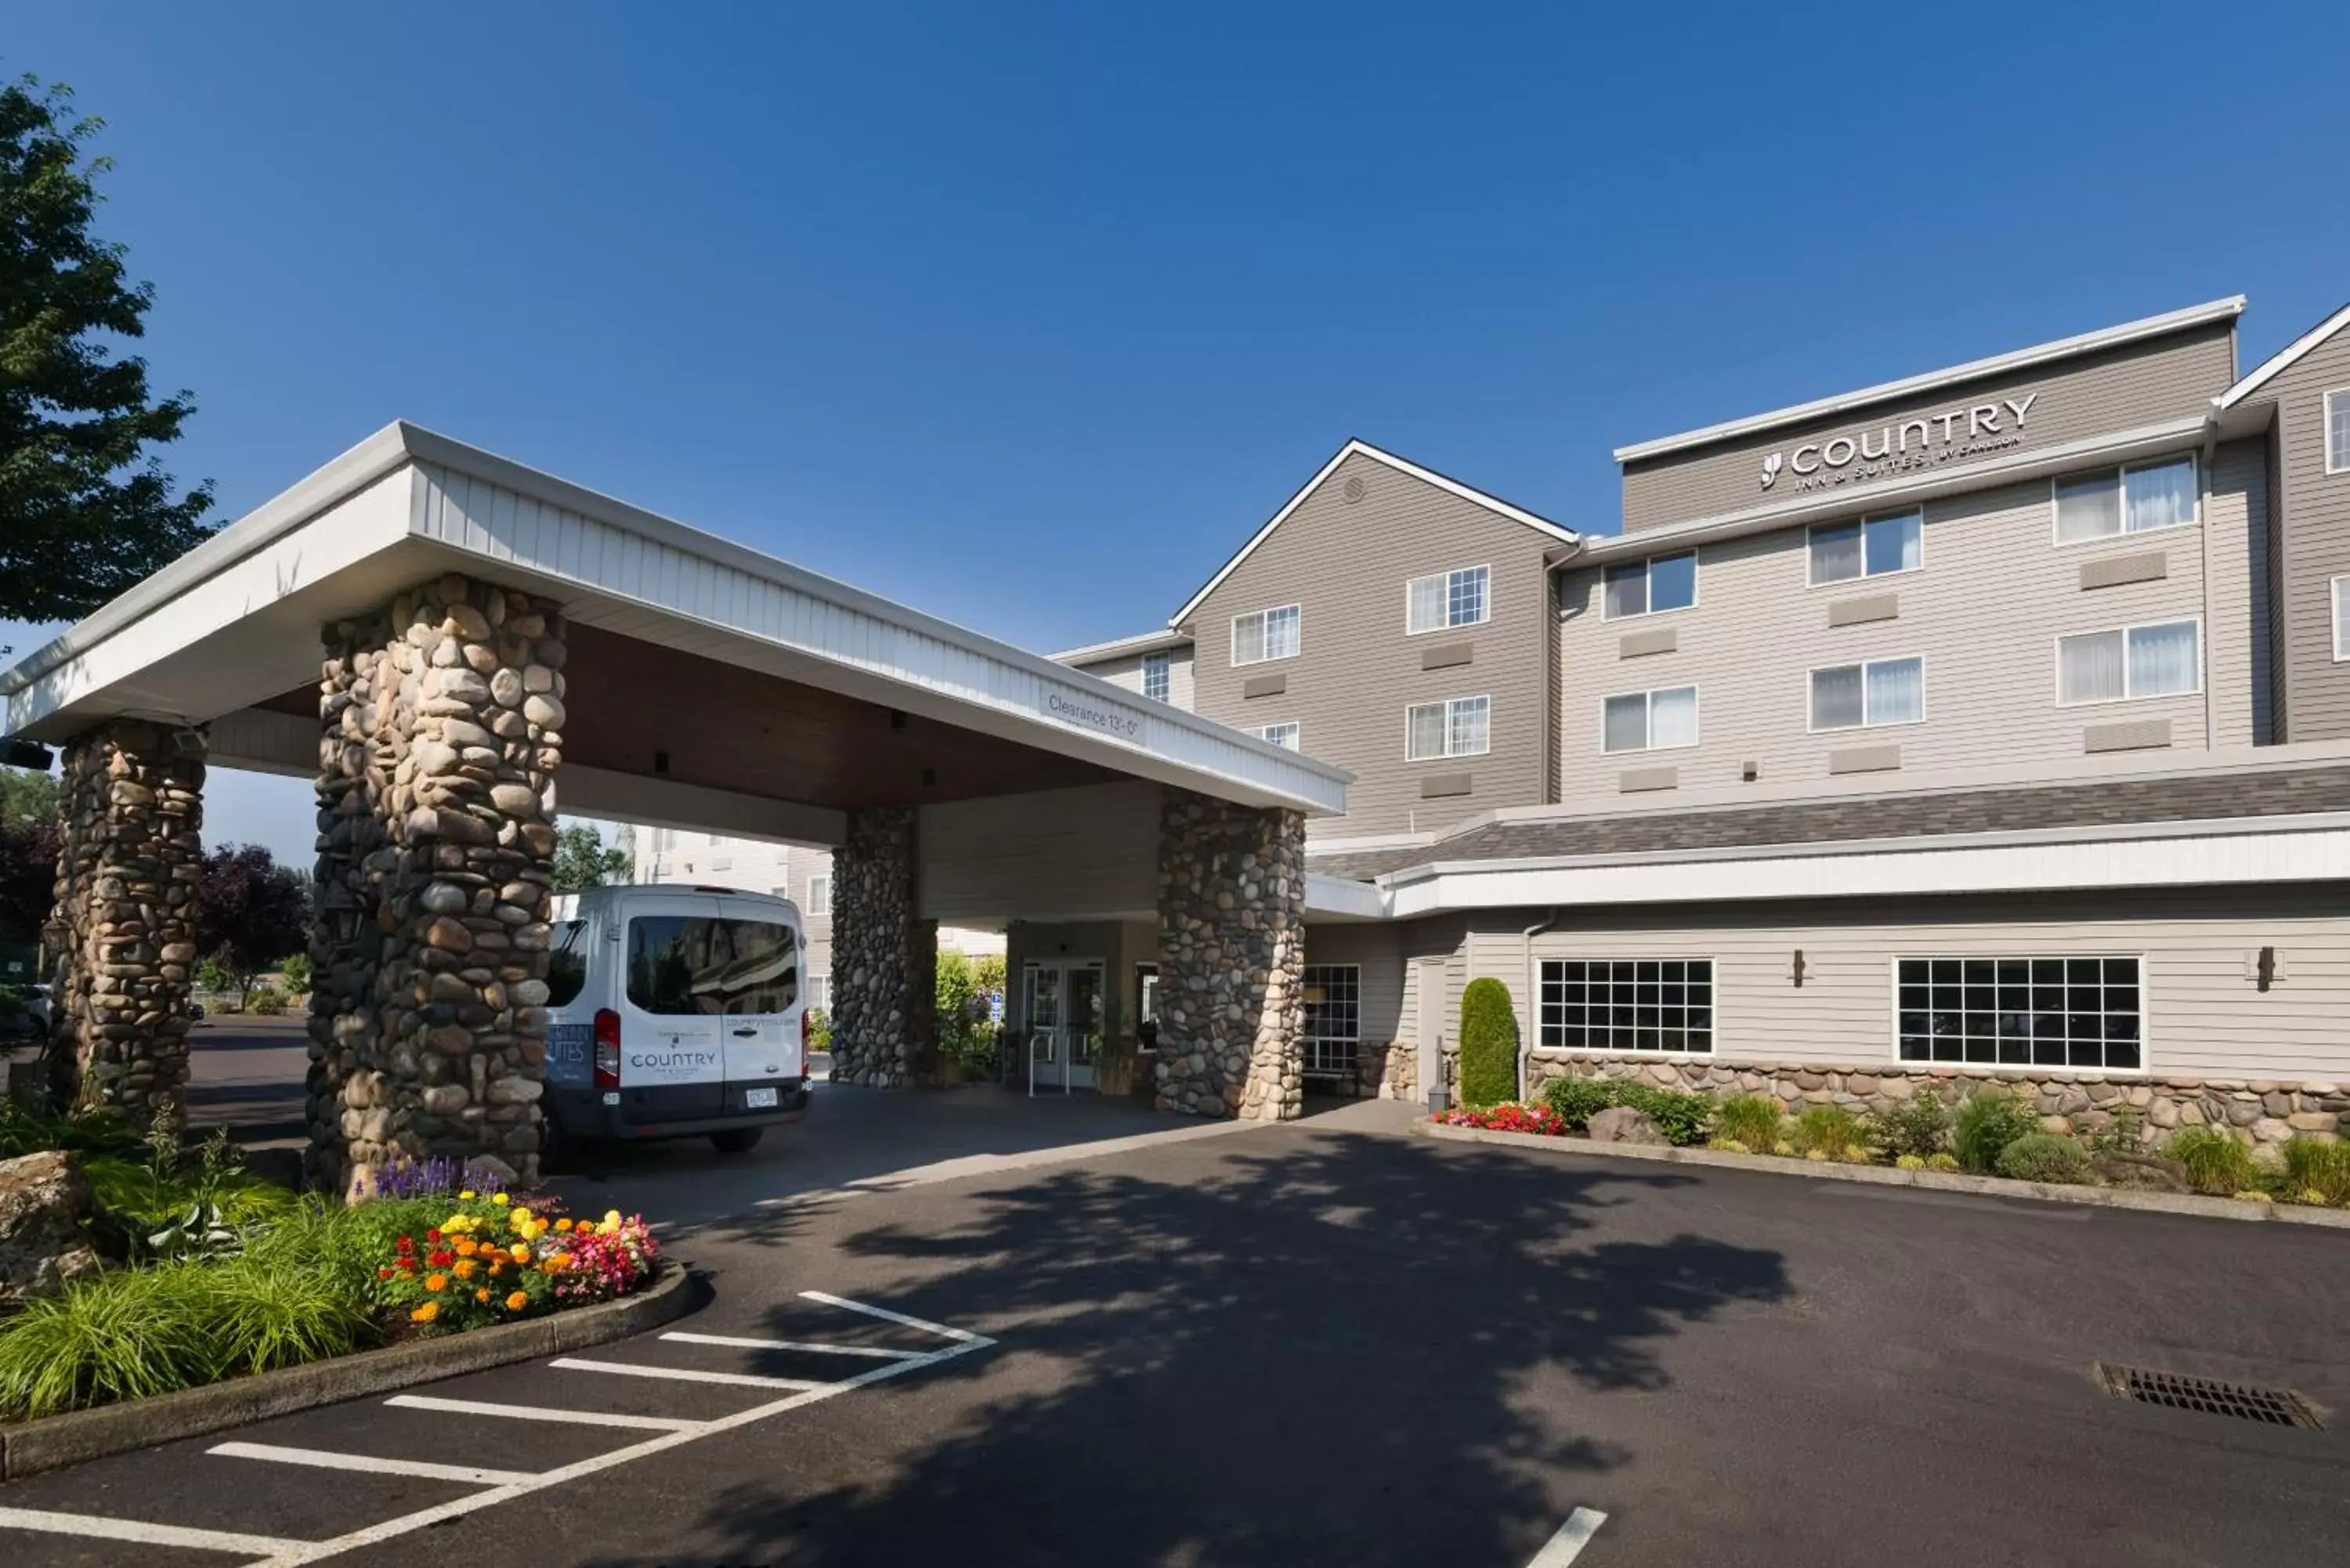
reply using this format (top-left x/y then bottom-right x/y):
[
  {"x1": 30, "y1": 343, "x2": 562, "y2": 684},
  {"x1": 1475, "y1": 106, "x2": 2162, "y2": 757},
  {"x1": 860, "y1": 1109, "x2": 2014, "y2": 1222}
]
[
  {"x1": 1457, "y1": 977, "x2": 1519, "y2": 1107},
  {"x1": 1994, "y1": 1132, "x2": 2092, "y2": 1184}
]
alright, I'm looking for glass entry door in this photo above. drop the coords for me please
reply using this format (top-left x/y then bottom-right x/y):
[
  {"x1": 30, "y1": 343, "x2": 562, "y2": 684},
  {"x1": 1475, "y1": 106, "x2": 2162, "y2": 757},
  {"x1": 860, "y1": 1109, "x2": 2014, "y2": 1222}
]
[{"x1": 1025, "y1": 959, "x2": 1105, "y2": 1094}]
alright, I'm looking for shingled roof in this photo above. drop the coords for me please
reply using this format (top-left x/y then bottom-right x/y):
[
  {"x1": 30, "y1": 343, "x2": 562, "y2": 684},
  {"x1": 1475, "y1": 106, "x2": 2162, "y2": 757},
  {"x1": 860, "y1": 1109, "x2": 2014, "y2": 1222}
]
[{"x1": 1307, "y1": 762, "x2": 2350, "y2": 883}]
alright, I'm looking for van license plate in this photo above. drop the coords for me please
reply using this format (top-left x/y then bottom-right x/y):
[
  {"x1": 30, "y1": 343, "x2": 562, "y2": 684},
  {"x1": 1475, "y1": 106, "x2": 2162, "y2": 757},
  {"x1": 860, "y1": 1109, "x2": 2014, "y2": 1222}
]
[{"x1": 743, "y1": 1088, "x2": 778, "y2": 1110}]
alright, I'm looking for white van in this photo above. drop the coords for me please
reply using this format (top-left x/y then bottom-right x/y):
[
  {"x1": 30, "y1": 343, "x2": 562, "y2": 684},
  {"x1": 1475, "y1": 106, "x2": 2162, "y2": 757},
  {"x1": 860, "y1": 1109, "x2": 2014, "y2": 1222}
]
[{"x1": 543, "y1": 885, "x2": 812, "y2": 1157}]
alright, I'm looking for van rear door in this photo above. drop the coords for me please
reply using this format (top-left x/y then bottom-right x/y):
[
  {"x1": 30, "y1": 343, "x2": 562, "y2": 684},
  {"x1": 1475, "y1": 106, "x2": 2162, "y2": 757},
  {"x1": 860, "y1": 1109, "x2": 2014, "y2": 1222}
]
[
  {"x1": 615, "y1": 895, "x2": 729, "y2": 1124},
  {"x1": 707, "y1": 898, "x2": 801, "y2": 1111}
]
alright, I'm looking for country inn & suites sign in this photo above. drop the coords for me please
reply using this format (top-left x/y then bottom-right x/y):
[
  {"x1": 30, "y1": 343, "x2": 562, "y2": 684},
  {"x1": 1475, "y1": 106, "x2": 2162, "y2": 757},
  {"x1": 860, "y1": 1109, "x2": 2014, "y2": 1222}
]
[{"x1": 1759, "y1": 392, "x2": 2039, "y2": 493}]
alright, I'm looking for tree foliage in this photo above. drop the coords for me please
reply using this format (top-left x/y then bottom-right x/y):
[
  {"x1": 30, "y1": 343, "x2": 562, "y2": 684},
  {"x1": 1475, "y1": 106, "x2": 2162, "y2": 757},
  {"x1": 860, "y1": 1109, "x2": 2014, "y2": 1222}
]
[
  {"x1": 550, "y1": 824, "x2": 631, "y2": 893},
  {"x1": 1457, "y1": 976, "x2": 1520, "y2": 1107},
  {"x1": 935, "y1": 947, "x2": 1000, "y2": 1072},
  {"x1": 190, "y1": 844, "x2": 307, "y2": 997},
  {"x1": 0, "y1": 766, "x2": 59, "y2": 832},
  {"x1": 0, "y1": 815, "x2": 55, "y2": 944},
  {"x1": 1, "y1": 76, "x2": 214, "y2": 631}
]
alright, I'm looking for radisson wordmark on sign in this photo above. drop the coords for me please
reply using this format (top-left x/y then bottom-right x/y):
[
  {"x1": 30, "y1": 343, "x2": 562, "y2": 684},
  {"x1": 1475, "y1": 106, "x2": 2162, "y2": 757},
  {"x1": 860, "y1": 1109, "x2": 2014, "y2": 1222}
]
[{"x1": 1759, "y1": 392, "x2": 2040, "y2": 493}]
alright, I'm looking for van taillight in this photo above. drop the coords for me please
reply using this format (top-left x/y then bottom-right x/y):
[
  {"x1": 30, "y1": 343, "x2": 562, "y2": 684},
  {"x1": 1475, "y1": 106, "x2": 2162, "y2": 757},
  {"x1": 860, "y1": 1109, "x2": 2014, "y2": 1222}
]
[
  {"x1": 799, "y1": 1010, "x2": 811, "y2": 1078},
  {"x1": 593, "y1": 1008, "x2": 622, "y2": 1089}
]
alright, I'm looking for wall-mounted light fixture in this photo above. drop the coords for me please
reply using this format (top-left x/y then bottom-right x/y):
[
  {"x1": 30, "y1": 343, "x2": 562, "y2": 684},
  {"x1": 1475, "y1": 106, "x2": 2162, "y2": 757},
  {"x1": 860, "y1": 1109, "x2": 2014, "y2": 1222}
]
[
  {"x1": 2257, "y1": 945, "x2": 2276, "y2": 993},
  {"x1": 1791, "y1": 948, "x2": 1806, "y2": 988}
]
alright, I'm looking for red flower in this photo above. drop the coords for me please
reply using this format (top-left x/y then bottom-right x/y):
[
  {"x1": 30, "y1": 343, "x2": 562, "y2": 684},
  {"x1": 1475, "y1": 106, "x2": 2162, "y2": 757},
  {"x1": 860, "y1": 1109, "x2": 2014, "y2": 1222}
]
[
  {"x1": 426, "y1": 1229, "x2": 442, "y2": 1243},
  {"x1": 377, "y1": 1267, "x2": 395, "y2": 1280},
  {"x1": 427, "y1": 1249, "x2": 455, "y2": 1268},
  {"x1": 395, "y1": 1235, "x2": 414, "y2": 1253}
]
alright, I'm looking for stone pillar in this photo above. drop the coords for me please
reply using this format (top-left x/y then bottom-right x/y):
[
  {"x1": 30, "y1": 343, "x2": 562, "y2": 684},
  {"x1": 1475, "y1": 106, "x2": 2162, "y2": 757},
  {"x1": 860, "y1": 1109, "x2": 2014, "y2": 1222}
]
[
  {"x1": 304, "y1": 573, "x2": 567, "y2": 1197},
  {"x1": 1153, "y1": 788, "x2": 1306, "y2": 1121},
  {"x1": 828, "y1": 805, "x2": 934, "y2": 1086},
  {"x1": 43, "y1": 721, "x2": 207, "y2": 1125}
]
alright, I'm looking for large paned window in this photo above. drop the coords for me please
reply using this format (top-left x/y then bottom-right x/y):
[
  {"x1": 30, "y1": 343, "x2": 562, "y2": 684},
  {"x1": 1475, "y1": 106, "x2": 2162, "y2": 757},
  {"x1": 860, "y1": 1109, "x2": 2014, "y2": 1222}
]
[
  {"x1": 1231, "y1": 605, "x2": 1301, "y2": 665},
  {"x1": 2057, "y1": 620, "x2": 2200, "y2": 704},
  {"x1": 1601, "y1": 551, "x2": 1697, "y2": 620},
  {"x1": 2328, "y1": 389, "x2": 2350, "y2": 475},
  {"x1": 2054, "y1": 456, "x2": 2199, "y2": 544},
  {"x1": 1539, "y1": 959, "x2": 1714, "y2": 1054},
  {"x1": 807, "y1": 974, "x2": 831, "y2": 1012},
  {"x1": 1602, "y1": 685, "x2": 1698, "y2": 753},
  {"x1": 1301, "y1": 965, "x2": 1360, "y2": 1076},
  {"x1": 1810, "y1": 656, "x2": 1924, "y2": 731},
  {"x1": 1407, "y1": 564, "x2": 1491, "y2": 634},
  {"x1": 1257, "y1": 721, "x2": 1300, "y2": 750},
  {"x1": 1407, "y1": 695, "x2": 1491, "y2": 760},
  {"x1": 1142, "y1": 652, "x2": 1170, "y2": 703},
  {"x1": 1896, "y1": 956, "x2": 2142, "y2": 1069},
  {"x1": 1809, "y1": 510, "x2": 1922, "y2": 586}
]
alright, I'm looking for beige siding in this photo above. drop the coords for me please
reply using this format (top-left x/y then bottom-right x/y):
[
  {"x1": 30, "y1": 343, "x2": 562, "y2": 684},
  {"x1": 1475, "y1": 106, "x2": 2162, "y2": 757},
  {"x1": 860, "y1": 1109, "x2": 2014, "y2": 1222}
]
[
  {"x1": 919, "y1": 782, "x2": 1159, "y2": 923},
  {"x1": 2203, "y1": 439, "x2": 2272, "y2": 749},
  {"x1": 1303, "y1": 922, "x2": 1405, "y2": 1068},
  {"x1": 1621, "y1": 323, "x2": 2236, "y2": 533},
  {"x1": 1185, "y1": 450, "x2": 1558, "y2": 836},
  {"x1": 1556, "y1": 461, "x2": 2230, "y2": 807},
  {"x1": 2263, "y1": 321, "x2": 2350, "y2": 739},
  {"x1": 1065, "y1": 645, "x2": 1195, "y2": 710},
  {"x1": 1434, "y1": 888, "x2": 2350, "y2": 1081}
]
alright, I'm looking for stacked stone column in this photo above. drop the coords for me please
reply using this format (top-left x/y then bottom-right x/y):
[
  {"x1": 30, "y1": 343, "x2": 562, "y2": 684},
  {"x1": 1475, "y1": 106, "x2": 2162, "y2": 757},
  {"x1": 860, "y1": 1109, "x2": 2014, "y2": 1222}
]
[
  {"x1": 304, "y1": 573, "x2": 566, "y2": 1197},
  {"x1": 828, "y1": 805, "x2": 938, "y2": 1086},
  {"x1": 1154, "y1": 789, "x2": 1306, "y2": 1120},
  {"x1": 42, "y1": 721, "x2": 208, "y2": 1124}
]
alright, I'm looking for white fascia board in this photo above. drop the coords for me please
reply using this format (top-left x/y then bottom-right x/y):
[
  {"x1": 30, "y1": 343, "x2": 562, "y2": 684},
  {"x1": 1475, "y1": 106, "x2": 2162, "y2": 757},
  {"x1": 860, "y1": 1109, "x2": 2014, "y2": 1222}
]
[
  {"x1": 1574, "y1": 416, "x2": 2209, "y2": 562},
  {"x1": 1050, "y1": 628, "x2": 1194, "y2": 663},
  {"x1": 2218, "y1": 297, "x2": 2350, "y2": 409},
  {"x1": 1612, "y1": 297, "x2": 2245, "y2": 464},
  {"x1": 1167, "y1": 439, "x2": 1579, "y2": 627},
  {"x1": 1305, "y1": 872, "x2": 1390, "y2": 921},
  {"x1": 1381, "y1": 814, "x2": 2350, "y2": 919}
]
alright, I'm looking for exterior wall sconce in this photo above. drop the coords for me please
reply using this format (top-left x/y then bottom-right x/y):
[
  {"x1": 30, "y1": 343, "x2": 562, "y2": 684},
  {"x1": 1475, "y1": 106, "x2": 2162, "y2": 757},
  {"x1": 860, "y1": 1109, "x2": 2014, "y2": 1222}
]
[
  {"x1": 1790, "y1": 948, "x2": 1806, "y2": 988},
  {"x1": 2257, "y1": 945, "x2": 2276, "y2": 993}
]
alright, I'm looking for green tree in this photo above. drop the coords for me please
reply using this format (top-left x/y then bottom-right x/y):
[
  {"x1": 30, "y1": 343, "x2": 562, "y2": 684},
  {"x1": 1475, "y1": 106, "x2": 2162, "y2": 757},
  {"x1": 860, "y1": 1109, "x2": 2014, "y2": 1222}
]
[
  {"x1": 0, "y1": 766, "x2": 58, "y2": 831},
  {"x1": 1, "y1": 78, "x2": 214, "y2": 640},
  {"x1": 935, "y1": 948, "x2": 999, "y2": 1073},
  {"x1": 550, "y1": 823, "x2": 631, "y2": 892},
  {"x1": 1457, "y1": 977, "x2": 1520, "y2": 1107}
]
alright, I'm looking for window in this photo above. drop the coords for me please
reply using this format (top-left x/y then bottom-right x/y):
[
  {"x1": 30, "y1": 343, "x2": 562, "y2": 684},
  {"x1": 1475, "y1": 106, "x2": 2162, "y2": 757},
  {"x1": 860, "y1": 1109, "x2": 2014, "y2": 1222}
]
[
  {"x1": 1406, "y1": 695, "x2": 1491, "y2": 760},
  {"x1": 2330, "y1": 390, "x2": 2350, "y2": 476},
  {"x1": 2336, "y1": 577, "x2": 2349, "y2": 662},
  {"x1": 1301, "y1": 964, "x2": 1360, "y2": 1076},
  {"x1": 1602, "y1": 685, "x2": 1697, "y2": 753},
  {"x1": 807, "y1": 974, "x2": 831, "y2": 1013},
  {"x1": 1540, "y1": 959, "x2": 1713, "y2": 1053},
  {"x1": 1810, "y1": 656, "x2": 1924, "y2": 731},
  {"x1": 1135, "y1": 963, "x2": 1160, "y2": 1050},
  {"x1": 626, "y1": 916, "x2": 798, "y2": 1015},
  {"x1": 2057, "y1": 620, "x2": 2200, "y2": 704},
  {"x1": 1231, "y1": 604, "x2": 1301, "y2": 665},
  {"x1": 1257, "y1": 721, "x2": 1300, "y2": 750},
  {"x1": 1602, "y1": 552, "x2": 1697, "y2": 620},
  {"x1": 547, "y1": 921, "x2": 589, "y2": 1008},
  {"x1": 1406, "y1": 565, "x2": 1491, "y2": 634},
  {"x1": 1141, "y1": 652, "x2": 1170, "y2": 703},
  {"x1": 2054, "y1": 456, "x2": 2198, "y2": 544},
  {"x1": 1897, "y1": 956, "x2": 2141, "y2": 1069},
  {"x1": 1809, "y1": 510, "x2": 1921, "y2": 585},
  {"x1": 805, "y1": 874, "x2": 831, "y2": 916}
]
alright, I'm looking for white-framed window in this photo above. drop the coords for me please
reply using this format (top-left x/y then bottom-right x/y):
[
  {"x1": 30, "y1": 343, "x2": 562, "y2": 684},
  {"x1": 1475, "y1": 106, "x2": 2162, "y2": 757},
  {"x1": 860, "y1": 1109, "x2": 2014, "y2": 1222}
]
[
  {"x1": 1810, "y1": 656, "x2": 1924, "y2": 732},
  {"x1": 1406, "y1": 564, "x2": 1491, "y2": 634},
  {"x1": 1405, "y1": 695, "x2": 1491, "y2": 761},
  {"x1": 1141, "y1": 652, "x2": 1171, "y2": 703},
  {"x1": 1540, "y1": 959, "x2": 1714, "y2": 1054},
  {"x1": 2056, "y1": 618, "x2": 2201, "y2": 705},
  {"x1": 1601, "y1": 551, "x2": 1697, "y2": 620},
  {"x1": 805, "y1": 874, "x2": 831, "y2": 916},
  {"x1": 2053, "y1": 455, "x2": 2199, "y2": 544},
  {"x1": 1231, "y1": 604, "x2": 1301, "y2": 666},
  {"x1": 1301, "y1": 964, "x2": 1360, "y2": 1076},
  {"x1": 1601, "y1": 685, "x2": 1697, "y2": 753},
  {"x1": 1896, "y1": 956, "x2": 2142, "y2": 1071},
  {"x1": 2329, "y1": 389, "x2": 2350, "y2": 476},
  {"x1": 2335, "y1": 576, "x2": 2349, "y2": 662},
  {"x1": 1808, "y1": 509, "x2": 1922, "y2": 586},
  {"x1": 1257, "y1": 721, "x2": 1300, "y2": 750},
  {"x1": 807, "y1": 974, "x2": 831, "y2": 1013}
]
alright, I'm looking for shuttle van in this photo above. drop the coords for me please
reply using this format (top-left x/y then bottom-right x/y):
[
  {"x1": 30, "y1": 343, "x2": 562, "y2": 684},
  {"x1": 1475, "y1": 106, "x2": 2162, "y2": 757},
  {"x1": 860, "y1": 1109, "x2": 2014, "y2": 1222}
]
[{"x1": 544, "y1": 885, "x2": 812, "y2": 1156}]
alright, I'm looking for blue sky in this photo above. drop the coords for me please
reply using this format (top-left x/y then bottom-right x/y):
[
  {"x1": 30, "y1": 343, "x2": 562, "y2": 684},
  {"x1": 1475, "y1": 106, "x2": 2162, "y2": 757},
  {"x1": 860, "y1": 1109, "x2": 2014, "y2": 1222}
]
[{"x1": 5, "y1": 2, "x2": 2348, "y2": 862}]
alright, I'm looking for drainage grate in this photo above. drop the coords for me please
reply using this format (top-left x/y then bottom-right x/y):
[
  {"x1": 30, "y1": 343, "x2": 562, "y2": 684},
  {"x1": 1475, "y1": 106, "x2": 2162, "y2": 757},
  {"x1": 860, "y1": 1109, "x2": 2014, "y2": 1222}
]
[{"x1": 2095, "y1": 1363, "x2": 2323, "y2": 1429}]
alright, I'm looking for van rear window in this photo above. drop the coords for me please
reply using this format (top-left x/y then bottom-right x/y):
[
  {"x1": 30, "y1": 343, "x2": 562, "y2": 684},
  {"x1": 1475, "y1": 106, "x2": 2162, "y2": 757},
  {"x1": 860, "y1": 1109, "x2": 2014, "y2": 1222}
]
[{"x1": 627, "y1": 916, "x2": 798, "y2": 1016}]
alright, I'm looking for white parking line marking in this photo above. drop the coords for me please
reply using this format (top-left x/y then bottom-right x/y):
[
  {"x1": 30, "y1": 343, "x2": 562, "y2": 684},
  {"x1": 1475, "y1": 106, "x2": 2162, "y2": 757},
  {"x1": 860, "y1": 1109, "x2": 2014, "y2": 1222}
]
[
  {"x1": 209, "y1": 1440, "x2": 541, "y2": 1487},
  {"x1": 800, "y1": 1289, "x2": 984, "y2": 1342},
  {"x1": 660, "y1": 1331, "x2": 921, "y2": 1359},
  {"x1": 383, "y1": 1394, "x2": 702, "y2": 1431},
  {"x1": 1527, "y1": 1507, "x2": 1609, "y2": 1566},
  {"x1": 245, "y1": 1299, "x2": 996, "y2": 1566},
  {"x1": 0, "y1": 1505, "x2": 309, "y2": 1556},
  {"x1": 547, "y1": 1357, "x2": 827, "y2": 1390}
]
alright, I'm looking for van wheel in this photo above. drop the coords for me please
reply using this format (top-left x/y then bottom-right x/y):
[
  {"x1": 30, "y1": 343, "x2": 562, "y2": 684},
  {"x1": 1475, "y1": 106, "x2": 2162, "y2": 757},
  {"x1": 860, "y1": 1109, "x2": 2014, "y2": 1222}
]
[{"x1": 709, "y1": 1127, "x2": 765, "y2": 1154}]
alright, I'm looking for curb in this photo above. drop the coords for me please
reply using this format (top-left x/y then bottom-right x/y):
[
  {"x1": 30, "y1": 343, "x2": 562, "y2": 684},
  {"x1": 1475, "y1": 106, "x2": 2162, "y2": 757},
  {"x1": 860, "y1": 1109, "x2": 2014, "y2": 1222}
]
[
  {"x1": 1415, "y1": 1120, "x2": 2350, "y2": 1230},
  {"x1": 0, "y1": 1259, "x2": 701, "y2": 1481}
]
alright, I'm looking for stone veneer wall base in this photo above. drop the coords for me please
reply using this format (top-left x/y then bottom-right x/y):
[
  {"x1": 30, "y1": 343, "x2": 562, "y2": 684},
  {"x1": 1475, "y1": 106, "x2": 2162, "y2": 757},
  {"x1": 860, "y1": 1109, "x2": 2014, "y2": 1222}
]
[
  {"x1": 829, "y1": 807, "x2": 934, "y2": 1087},
  {"x1": 1154, "y1": 789, "x2": 1306, "y2": 1121}
]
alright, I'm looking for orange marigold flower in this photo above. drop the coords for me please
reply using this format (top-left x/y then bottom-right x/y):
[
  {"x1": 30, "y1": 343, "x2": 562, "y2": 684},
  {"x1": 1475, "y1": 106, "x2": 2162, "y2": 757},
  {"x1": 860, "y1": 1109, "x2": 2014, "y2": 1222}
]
[
  {"x1": 425, "y1": 1274, "x2": 447, "y2": 1292},
  {"x1": 410, "y1": 1301, "x2": 439, "y2": 1324},
  {"x1": 455, "y1": 1238, "x2": 478, "y2": 1258},
  {"x1": 555, "y1": 1217, "x2": 574, "y2": 1233},
  {"x1": 475, "y1": 1288, "x2": 492, "y2": 1303},
  {"x1": 511, "y1": 1242, "x2": 531, "y2": 1263},
  {"x1": 453, "y1": 1259, "x2": 477, "y2": 1281},
  {"x1": 505, "y1": 1291, "x2": 530, "y2": 1312}
]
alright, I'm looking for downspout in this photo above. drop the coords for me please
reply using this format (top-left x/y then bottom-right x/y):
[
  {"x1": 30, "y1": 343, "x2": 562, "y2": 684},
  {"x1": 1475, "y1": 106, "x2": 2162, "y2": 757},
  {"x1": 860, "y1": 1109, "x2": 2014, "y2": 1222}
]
[{"x1": 1519, "y1": 908, "x2": 1559, "y2": 1098}]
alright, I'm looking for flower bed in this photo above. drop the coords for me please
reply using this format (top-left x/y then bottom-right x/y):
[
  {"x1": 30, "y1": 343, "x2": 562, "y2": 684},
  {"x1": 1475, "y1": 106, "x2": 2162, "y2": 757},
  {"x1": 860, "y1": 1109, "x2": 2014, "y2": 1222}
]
[
  {"x1": 381, "y1": 1189, "x2": 658, "y2": 1333},
  {"x1": 1434, "y1": 1103, "x2": 1570, "y2": 1136}
]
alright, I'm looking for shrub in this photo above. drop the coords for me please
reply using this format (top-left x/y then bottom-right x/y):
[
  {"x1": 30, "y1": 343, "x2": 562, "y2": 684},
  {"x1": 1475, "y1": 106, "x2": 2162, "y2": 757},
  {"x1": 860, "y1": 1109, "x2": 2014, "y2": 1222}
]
[
  {"x1": 2166, "y1": 1125, "x2": 2256, "y2": 1197},
  {"x1": 277, "y1": 953, "x2": 313, "y2": 996},
  {"x1": 1456, "y1": 978, "x2": 1519, "y2": 1107},
  {"x1": 1613, "y1": 1083, "x2": 1711, "y2": 1147},
  {"x1": 1706, "y1": 1137, "x2": 1749, "y2": 1154},
  {"x1": 1710, "y1": 1095, "x2": 1784, "y2": 1151},
  {"x1": 1538, "y1": 1075, "x2": 1616, "y2": 1129},
  {"x1": 1994, "y1": 1132, "x2": 2093, "y2": 1184},
  {"x1": 248, "y1": 987, "x2": 287, "y2": 1016},
  {"x1": 1788, "y1": 1104, "x2": 1868, "y2": 1161},
  {"x1": 1953, "y1": 1093, "x2": 2040, "y2": 1174},
  {"x1": 1926, "y1": 1151, "x2": 1960, "y2": 1172},
  {"x1": 805, "y1": 1007, "x2": 832, "y2": 1052},
  {"x1": 1894, "y1": 1153, "x2": 1926, "y2": 1171},
  {"x1": 2281, "y1": 1137, "x2": 2350, "y2": 1206},
  {"x1": 2087, "y1": 1107, "x2": 2142, "y2": 1154},
  {"x1": 1875, "y1": 1089, "x2": 1950, "y2": 1160}
]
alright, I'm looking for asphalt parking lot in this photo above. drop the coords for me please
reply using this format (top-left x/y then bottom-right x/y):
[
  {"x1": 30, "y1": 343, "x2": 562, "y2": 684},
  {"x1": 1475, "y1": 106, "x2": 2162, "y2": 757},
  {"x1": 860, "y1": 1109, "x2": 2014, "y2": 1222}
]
[{"x1": 5, "y1": 1100, "x2": 2348, "y2": 1567}]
